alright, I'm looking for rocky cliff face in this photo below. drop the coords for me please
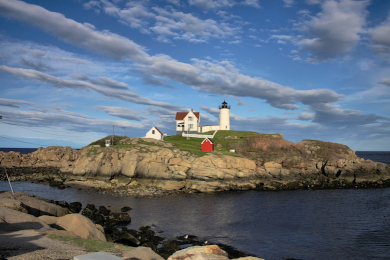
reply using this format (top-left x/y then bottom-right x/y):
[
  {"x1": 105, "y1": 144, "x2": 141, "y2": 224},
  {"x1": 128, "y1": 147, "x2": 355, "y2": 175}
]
[{"x1": 1, "y1": 139, "x2": 389, "y2": 195}]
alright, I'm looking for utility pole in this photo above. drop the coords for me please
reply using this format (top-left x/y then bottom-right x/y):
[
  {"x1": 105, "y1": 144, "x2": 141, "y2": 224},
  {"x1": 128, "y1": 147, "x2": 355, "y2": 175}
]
[
  {"x1": 121, "y1": 126, "x2": 126, "y2": 137},
  {"x1": 110, "y1": 124, "x2": 117, "y2": 146}
]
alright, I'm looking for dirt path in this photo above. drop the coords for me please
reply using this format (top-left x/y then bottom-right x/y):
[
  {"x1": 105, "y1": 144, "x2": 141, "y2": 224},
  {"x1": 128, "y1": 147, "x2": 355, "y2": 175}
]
[{"x1": 0, "y1": 229, "x2": 88, "y2": 260}]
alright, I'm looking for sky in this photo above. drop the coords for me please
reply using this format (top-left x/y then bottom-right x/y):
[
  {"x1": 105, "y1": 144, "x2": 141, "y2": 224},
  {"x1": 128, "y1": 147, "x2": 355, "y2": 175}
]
[{"x1": 0, "y1": 0, "x2": 389, "y2": 150}]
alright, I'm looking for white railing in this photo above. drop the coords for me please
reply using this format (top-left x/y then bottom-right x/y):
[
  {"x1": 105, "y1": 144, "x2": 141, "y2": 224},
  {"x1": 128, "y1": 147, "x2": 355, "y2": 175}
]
[{"x1": 182, "y1": 130, "x2": 218, "y2": 139}]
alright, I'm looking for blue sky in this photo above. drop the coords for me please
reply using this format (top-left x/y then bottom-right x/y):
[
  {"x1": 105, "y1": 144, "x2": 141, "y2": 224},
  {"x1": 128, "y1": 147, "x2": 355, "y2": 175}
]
[{"x1": 0, "y1": 0, "x2": 389, "y2": 150}]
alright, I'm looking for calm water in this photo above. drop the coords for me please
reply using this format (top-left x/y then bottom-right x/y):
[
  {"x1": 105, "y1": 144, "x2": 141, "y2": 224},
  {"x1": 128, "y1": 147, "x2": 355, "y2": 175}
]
[{"x1": 1, "y1": 149, "x2": 389, "y2": 259}]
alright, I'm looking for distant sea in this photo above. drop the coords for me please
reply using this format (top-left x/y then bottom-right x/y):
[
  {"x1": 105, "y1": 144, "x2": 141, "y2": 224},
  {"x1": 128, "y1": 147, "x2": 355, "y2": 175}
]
[{"x1": 0, "y1": 148, "x2": 389, "y2": 166}]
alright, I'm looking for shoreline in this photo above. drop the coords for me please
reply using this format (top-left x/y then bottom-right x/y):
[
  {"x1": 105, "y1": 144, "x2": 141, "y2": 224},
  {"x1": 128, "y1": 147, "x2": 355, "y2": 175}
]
[{"x1": 2, "y1": 173, "x2": 390, "y2": 199}]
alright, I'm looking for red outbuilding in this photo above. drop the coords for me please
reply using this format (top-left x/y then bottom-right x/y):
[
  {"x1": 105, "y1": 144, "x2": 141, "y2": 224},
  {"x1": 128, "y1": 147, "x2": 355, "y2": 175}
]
[{"x1": 201, "y1": 138, "x2": 214, "y2": 152}]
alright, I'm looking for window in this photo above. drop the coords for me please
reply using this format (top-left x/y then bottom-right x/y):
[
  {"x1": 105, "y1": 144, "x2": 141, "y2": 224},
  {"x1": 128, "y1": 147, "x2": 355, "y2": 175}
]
[
  {"x1": 189, "y1": 124, "x2": 193, "y2": 129},
  {"x1": 152, "y1": 130, "x2": 155, "y2": 134},
  {"x1": 188, "y1": 116, "x2": 193, "y2": 121}
]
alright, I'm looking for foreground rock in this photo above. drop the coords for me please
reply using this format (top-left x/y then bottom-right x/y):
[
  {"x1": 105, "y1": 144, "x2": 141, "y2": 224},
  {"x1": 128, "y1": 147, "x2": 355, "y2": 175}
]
[
  {"x1": 168, "y1": 245, "x2": 265, "y2": 260},
  {"x1": 0, "y1": 206, "x2": 50, "y2": 232},
  {"x1": 1, "y1": 138, "x2": 389, "y2": 196},
  {"x1": 56, "y1": 214, "x2": 107, "y2": 242},
  {"x1": 0, "y1": 191, "x2": 68, "y2": 217},
  {"x1": 123, "y1": 246, "x2": 164, "y2": 260}
]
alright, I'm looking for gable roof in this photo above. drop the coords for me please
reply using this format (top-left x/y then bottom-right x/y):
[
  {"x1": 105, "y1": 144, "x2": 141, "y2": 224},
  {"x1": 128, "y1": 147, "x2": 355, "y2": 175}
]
[
  {"x1": 152, "y1": 127, "x2": 163, "y2": 135},
  {"x1": 175, "y1": 111, "x2": 200, "y2": 121},
  {"x1": 201, "y1": 138, "x2": 214, "y2": 144}
]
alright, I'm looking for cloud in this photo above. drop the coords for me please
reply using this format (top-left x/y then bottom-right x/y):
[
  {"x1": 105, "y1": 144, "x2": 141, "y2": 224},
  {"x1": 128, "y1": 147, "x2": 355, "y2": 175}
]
[
  {"x1": 0, "y1": 65, "x2": 182, "y2": 110},
  {"x1": 0, "y1": 0, "x2": 149, "y2": 62},
  {"x1": 20, "y1": 57, "x2": 51, "y2": 71},
  {"x1": 0, "y1": 107, "x2": 144, "y2": 135},
  {"x1": 283, "y1": 0, "x2": 295, "y2": 7},
  {"x1": 188, "y1": 0, "x2": 259, "y2": 9},
  {"x1": 99, "y1": 1, "x2": 155, "y2": 30},
  {"x1": 88, "y1": 1, "x2": 241, "y2": 43},
  {"x1": 131, "y1": 69, "x2": 174, "y2": 89},
  {"x1": 91, "y1": 77, "x2": 128, "y2": 89},
  {"x1": 294, "y1": 0, "x2": 369, "y2": 61},
  {"x1": 188, "y1": 0, "x2": 236, "y2": 9},
  {"x1": 310, "y1": 107, "x2": 389, "y2": 127},
  {"x1": 305, "y1": 0, "x2": 322, "y2": 4},
  {"x1": 368, "y1": 15, "x2": 390, "y2": 56},
  {"x1": 241, "y1": 0, "x2": 260, "y2": 8},
  {"x1": 96, "y1": 106, "x2": 146, "y2": 121},
  {"x1": 149, "y1": 6, "x2": 241, "y2": 42},
  {"x1": 0, "y1": 98, "x2": 35, "y2": 108},
  {"x1": 0, "y1": 0, "x2": 345, "y2": 112},
  {"x1": 379, "y1": 78, "x2": 390, "y2": 87}
]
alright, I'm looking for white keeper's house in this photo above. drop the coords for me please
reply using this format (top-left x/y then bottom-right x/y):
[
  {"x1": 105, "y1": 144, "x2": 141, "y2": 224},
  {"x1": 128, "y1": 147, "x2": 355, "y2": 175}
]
[{"x1": 175, "y1": 101, "x2": 231, "y2": 135}]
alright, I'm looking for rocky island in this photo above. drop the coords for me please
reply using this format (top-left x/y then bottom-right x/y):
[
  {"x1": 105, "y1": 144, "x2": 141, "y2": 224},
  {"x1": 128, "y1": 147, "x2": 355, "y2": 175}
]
[{"x1": 1, "y1": 131, "x2": 389, "y2": 196}]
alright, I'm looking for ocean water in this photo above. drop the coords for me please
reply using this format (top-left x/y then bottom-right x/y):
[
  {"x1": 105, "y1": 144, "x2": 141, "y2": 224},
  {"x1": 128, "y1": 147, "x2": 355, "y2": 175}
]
[{"x1": 0, "y1": 149, "x2": 389, "y2": 259}]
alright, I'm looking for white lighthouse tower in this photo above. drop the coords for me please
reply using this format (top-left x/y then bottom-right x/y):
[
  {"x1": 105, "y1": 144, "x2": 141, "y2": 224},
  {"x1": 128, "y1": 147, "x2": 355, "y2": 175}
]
[{"x1": 219, "y1": 100, "x2": 230, "y2": 130}]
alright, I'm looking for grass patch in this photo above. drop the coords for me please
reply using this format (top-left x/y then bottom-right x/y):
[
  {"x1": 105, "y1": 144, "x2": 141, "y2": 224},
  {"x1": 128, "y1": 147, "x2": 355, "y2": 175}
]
[
  {"x1": 88, "y1": 135, "x2": 130, "y2": 147},
  {"x1": 47, "y1": 235, "x2": 134, "y2": 253},
  {"x1": 87, "y1": 148, "x2": 101, "y2": 155},
  {"x1": 164, "y1": 135, "x2": 206, "y2": 156},
  {"x1": 164, "y1": 131, "x2": 259, "y2": 157}
]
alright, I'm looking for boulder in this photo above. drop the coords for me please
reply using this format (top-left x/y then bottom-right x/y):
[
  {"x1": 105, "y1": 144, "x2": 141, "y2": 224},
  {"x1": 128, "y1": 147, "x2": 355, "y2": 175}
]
[
  {"x1": 56, "y1": 214, "x2": 106, "y2": 241},
  {"x1": 168, "y1": 245, "x2": 229, "y2": 260},
  {"x1": 123, "y1": 246, "x2": 164, "y2": 260},
  {"x1": 0, "y1": 198, "x2": 27, "y2": 213},
  {"x1": 0, "y1": 191, "x2": 68, "y2": 217},
  {"x1": 233, "y1": 257, "x2": 265, "y2": 260},
  {"x1": 38, "y1": 215, "x2": 58, "y2": 225},
  {"x1": 0, "y1": 207, "x2": 50, "y2": 231}
]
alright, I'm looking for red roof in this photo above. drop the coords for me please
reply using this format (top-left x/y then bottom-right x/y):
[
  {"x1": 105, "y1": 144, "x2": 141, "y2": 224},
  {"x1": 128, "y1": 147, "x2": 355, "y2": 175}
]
[
  {"x1": 153, "y1": 127, "x2": 163, "y2": 135},
  {"x1": 175, "y1": 111, "x2": 200, "y2": 120}
]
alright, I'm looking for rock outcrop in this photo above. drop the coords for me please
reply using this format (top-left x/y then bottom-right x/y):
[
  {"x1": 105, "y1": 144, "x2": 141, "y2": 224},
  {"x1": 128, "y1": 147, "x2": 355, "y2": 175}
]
[
  {"x1": 56, "y1": 214, "x2": 107, "y2": 242},
  {"x1": 1, "y1": 138, "x2": 389, "y2": 195}
]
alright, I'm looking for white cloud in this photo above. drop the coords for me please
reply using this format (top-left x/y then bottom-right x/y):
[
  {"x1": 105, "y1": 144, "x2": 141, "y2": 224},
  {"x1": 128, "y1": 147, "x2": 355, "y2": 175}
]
[
  {"x1": 0, "y1": 98, "x2": 35, "y2": 108},
  {"x1": 96, "y1": 106, "x2": 146, "y2": 121},
  {"x1": 0, "y1": 0, "x2": 348, "y2": 115},
  {"x1": 283, "y1": 0, "x2": 295, "y2": 7},
  {"x1": 0, "y1": 65, "x2": 182, "y2": 110},
  {"x1": 188, "y1": 0, "x2": 236, "y2": 9},
  {"x1": 305, "y1": 0, "x2": 322, "y2": 4},
  {"x1": 368, "y1": 15, "x2": 390, "y2": 56},
  {"x1": 84, "y1": 1, "x2": 242, "y2": 43},
  {"x1": 91, "y1": 77, "x2": 128, "y2": 89},
  {"x1": 294, "y1": 0, "x2": 369, "y2": 61},
  {"x1": 379, "y1": 78, "x2": 390, "y2": 87},
  {"x1": 0, "y1": 107, "x2": 144, "y2": 134}
]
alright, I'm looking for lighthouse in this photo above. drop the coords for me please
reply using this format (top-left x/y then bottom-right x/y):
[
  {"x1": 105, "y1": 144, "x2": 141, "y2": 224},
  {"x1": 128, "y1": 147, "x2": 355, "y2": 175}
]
[{"x1": 219, "y1": 100, "x2": 230, "y2": 130}]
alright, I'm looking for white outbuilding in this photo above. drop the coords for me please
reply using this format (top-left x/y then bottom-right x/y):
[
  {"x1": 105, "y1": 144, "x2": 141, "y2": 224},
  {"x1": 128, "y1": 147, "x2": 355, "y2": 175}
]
[{"x1": 145, "y1": 127, "x2": 164, "y2": 140}]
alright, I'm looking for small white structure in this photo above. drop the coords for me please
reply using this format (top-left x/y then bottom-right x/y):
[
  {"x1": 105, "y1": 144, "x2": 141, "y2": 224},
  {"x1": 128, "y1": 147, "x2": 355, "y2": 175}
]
[
  {"x1": 145, "y1": 127, "x2": 164, "y2": 140},
  {"x1": 199, "y1": 125, "x2": 220, "y2": 133},
  {"x1": 105, "y1": 139, "x2": 111, "y2": 147}
]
